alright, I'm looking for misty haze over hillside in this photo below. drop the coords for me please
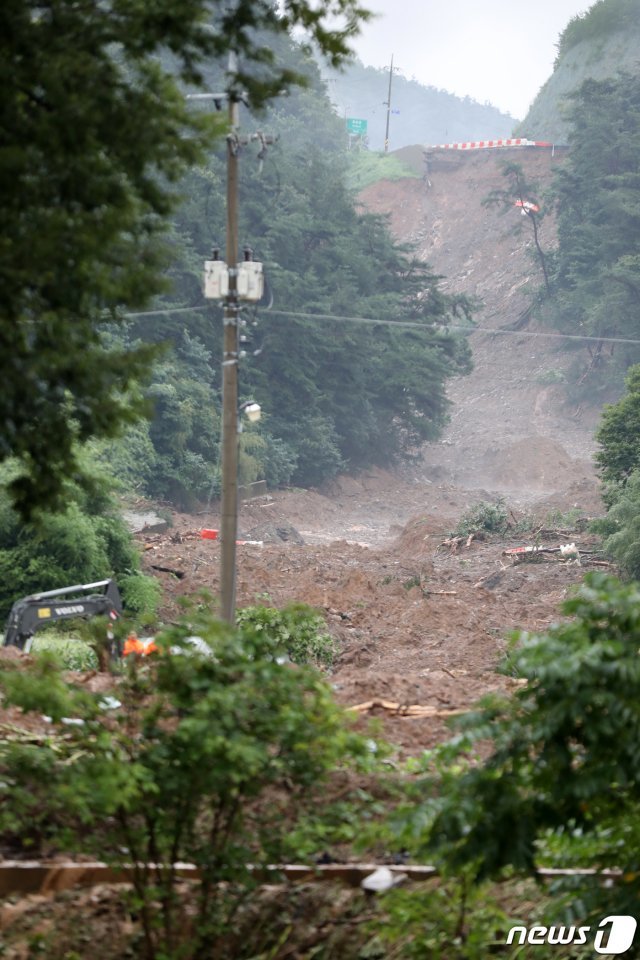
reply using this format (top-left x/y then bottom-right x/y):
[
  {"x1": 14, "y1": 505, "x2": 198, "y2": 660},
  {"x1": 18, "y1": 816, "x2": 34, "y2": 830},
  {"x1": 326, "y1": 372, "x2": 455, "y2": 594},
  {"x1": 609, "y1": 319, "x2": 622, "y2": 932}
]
[{"x1": 322, "y1": 60, "x2": 517, "y2": 152}]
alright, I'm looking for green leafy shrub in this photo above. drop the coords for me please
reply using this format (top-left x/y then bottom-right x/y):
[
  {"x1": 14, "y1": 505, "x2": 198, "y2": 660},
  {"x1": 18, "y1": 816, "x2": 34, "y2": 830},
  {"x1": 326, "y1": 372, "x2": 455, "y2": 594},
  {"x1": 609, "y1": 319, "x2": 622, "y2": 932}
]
[
  {"x1": 536, "y1": 368, "x2": 566, "y2": 385},
  {"x1": 374, "y1": 877, "x2": 518, "y2": 960},
  {"x1": 118, "y1": 572, "x2": 162, "y2": 620},
  {"x1": 31, "y1": 635, "x2": 99, "y2": 671},
  {"x1": 0, "y1": 607, "x2": 370, "y2": 959},
  {"x1": 453, "y1": 499, "x2": 509, "y2": 538},
  {"x1": 236, "y1": 603, "x2": 336, "y2": 666},
  {"x1": 0, "y1": 457, "x2": 157, "y2": 624},
  {"x1": 592, "y1": 468, "x2": 640, "y2": 577},
  {"x1": 596, "y1": 364, "x2": 640, "y2": 490},
  {"x1": 392, "y1": 572, "x2": 640, "y2": 927}
]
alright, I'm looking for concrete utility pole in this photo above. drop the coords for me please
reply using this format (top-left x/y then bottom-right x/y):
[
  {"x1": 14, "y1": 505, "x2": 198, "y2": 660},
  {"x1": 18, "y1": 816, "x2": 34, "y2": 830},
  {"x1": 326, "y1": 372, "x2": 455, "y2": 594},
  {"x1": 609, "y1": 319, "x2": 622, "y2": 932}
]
[
  {"x1": 198, "y1": 60, "x2": 272, "y2": 625},
  {"x1": 219, "y1": 77, "x2": 241, "y2": 624},
  {"x1": 384, "y1": 54, "x2": 394, "y2": 153}
]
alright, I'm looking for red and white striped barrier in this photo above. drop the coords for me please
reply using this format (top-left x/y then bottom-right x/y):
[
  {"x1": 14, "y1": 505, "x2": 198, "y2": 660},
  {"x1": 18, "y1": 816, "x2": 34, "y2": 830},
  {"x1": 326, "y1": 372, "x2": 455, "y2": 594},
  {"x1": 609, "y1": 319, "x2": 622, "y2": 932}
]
[{"x1": 426, "y1": 138, "x2": 554, "y2": 151}]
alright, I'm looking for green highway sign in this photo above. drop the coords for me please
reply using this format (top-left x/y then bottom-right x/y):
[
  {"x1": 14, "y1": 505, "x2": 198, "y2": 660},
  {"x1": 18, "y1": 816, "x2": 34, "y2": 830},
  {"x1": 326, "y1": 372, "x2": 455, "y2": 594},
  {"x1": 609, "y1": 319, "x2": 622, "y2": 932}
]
[{"x1": 346, "y1": 117, "x2": 367, "y2": 135}]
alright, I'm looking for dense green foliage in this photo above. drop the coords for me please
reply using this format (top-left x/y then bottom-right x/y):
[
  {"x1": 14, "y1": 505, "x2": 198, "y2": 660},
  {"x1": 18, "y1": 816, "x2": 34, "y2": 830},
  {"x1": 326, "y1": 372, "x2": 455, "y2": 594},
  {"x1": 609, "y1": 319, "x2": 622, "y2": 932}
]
[
  {"x1": 0, "y1": 461, "x2": 158, "y2": 622},
  {"x1": 0, "y1": 609, "x2": 370, "y2": 959},
  {"x1": 592, "y1": 471, "x2": 640, "y2": 578},
  {"x1": 127, "y1": 60, "x2": 474, "y2": 497},
  {"x1": 99, "y1": 330, "x2": 222, "y2": 508},
  {"x1": 595, "y1": 364, "x2": 640, "y2": 487},
  {"x1": 0, "y1": 0, "x2": 208, "y2": 516},
  {"x1": 0, "y1": 0, "x2": 370, "y2": 518},
  {"x1": 556, "y1": 0, "x2": 640, "y2": 61},
  {"x1": 547, "y1": 71, "x2": 640, "y2": 377},
  {"x1": 236, "y1": 603, "x2": 336, "y2": 666},
  {"x1": 592, "y1": 365, "x2": 640, "y2": 577},
  {"x1": 393, "y1": 574, "x2": 640, "y2": 919}
]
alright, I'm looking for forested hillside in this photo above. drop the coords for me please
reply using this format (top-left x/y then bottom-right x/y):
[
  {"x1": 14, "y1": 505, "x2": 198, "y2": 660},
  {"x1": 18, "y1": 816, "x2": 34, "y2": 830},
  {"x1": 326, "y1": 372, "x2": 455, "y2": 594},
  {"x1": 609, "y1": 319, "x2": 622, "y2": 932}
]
[
  {"x1": 114, "y1": 43, "x2": 475, "y2": 508},
  {"x1": 540, "y1": 70, "x2": 640, "y2": 382}
]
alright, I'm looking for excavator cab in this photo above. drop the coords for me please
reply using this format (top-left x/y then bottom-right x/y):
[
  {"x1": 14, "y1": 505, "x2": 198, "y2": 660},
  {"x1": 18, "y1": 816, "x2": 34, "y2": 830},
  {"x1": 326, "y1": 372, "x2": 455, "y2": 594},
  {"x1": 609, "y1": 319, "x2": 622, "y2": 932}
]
[{"x1": 3, "y1": 579, "x2": 123, "y2": 652}]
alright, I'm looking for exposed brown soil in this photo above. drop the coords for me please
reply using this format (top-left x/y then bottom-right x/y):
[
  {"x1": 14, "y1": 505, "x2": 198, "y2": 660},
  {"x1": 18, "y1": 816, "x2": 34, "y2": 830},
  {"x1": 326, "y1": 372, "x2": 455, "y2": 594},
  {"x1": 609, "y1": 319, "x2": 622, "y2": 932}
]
[
  {"x1": 138, "y1": 146, "x2": 608, "y2": 756},
  {"x1": 0, "y1": 147, "x2": 614, "y2": 954}
]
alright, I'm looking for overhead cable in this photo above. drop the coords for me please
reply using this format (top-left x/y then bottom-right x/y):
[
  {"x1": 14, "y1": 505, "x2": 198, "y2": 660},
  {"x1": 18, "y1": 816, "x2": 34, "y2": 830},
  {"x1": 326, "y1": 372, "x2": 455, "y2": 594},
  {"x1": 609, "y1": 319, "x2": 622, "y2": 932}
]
[{"x1": 124, "y1": 305, "x2": 640, "y2": 347}]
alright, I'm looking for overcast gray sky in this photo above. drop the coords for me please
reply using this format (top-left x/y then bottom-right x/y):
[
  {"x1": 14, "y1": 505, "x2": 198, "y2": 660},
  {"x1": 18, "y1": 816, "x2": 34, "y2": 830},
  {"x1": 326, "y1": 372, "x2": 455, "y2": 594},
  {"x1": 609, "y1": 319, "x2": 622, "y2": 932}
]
[{"x1": 350, "y1": 0, "x2": 591, "y2": 119}]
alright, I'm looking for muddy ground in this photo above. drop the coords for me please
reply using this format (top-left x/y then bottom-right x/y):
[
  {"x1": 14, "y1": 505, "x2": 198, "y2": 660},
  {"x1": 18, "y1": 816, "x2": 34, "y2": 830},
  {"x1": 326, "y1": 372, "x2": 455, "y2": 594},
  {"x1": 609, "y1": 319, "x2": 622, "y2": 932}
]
[
  {"x1": 139, "y1": 449, "x2": 605, "y2": 756},
  {"x1": 139, "y1": 145, "x2": 612, "y2": 755},
  {"x1": 0, "y1": 147, "x2": 617, "y2": 954}
]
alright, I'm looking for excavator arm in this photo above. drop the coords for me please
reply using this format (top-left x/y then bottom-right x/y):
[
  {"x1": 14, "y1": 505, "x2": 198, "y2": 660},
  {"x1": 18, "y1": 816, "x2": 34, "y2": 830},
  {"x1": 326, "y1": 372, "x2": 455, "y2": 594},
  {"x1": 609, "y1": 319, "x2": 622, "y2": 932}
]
[{"x1": 3, "y1": 580, "x2": 123, "y2": 651}]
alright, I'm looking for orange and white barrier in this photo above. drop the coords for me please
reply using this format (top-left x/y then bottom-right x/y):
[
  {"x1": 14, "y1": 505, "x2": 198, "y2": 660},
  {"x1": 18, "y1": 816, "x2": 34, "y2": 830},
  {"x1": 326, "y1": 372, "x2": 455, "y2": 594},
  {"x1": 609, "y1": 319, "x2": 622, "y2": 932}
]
[{"x1": 427, "y1": 138, "x2": 554, "y2": 151}]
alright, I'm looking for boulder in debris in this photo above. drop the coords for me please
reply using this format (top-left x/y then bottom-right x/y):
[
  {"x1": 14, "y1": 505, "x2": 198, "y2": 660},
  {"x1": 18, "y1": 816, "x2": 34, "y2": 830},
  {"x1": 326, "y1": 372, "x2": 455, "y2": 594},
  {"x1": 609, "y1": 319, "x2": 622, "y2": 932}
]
[{"x1": 242, "y1": 521, "x2": 304, "y2": 545}]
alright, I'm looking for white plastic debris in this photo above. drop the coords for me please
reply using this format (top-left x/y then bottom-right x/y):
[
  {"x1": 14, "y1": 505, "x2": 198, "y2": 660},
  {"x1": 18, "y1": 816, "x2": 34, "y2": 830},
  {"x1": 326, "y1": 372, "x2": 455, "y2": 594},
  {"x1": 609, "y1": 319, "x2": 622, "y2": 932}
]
[
  {"x1": 42, "y1": 715, "x2": 85, "y2": 726},
  {"x1": 361, "y1": 866, "x2": 407, "y2": 894},
  {"x1": 560, "y1": 543, "x2": 581, "y2": 565},
  {"x1": 99, "y1": 696, "x2": 122, "y2": 711},
  {"x1": 169, "y1": 636, "x2": 214, "y2": 658}
]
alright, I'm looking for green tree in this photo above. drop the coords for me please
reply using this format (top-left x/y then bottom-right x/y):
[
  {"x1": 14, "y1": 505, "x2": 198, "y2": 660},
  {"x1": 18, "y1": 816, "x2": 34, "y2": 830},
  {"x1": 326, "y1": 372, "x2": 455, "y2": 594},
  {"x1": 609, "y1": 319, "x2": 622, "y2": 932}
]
[
  {"x1": 549, "y1": 71, "x2": 640, "y2": 377},
  {"x1": 145, "y1": 331, "x2": 220, "y2": 508},
  {"x1": 0, "y1": 459, "x2": 157, "y2": 621},
  {"x1": 593, "y1": 469, "x2": 640, "y2": 578},
  {"x1": 0, "y1": 607, "x2": 371, "y2": 959},
  {"x1": 0, "y1": 0, "x2": 370, "y2": 517},
  {"x1": 589, "y1": 365, "x2": 640, "y2": 577},
  {"x1": 394, "y1": 574, "x2": 640, "y2": 927},
  {"x1": 595, "y1": 363, "x2": 640, "y2": 487}
]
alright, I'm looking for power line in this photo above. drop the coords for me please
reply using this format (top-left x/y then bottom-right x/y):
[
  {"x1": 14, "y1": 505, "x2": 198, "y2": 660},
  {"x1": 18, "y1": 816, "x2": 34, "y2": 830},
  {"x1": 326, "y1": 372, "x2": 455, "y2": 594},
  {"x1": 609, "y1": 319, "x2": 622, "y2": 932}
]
[
  {"x1": 265, "y1": 309, "x2": 640, "y2": 347},
  {"x1": 124, "y1": 306, "x2": 210, "y2": 318},
  {"x1": 124, "y1": 304, "x2": 640, "y2": 348}
]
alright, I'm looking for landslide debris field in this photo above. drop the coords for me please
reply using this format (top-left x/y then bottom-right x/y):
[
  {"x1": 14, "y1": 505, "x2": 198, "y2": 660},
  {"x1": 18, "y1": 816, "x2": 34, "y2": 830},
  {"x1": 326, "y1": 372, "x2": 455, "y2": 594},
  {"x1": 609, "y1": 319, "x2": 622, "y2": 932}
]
[
  {"x1": 0, "y1": 149, "x2": 608, "y2": 759},
  {"x1": 142, "y1": 457, "x2": 603, "y2": 756},
  {"x1": 139, "y1": 145, "x2": 611, "y2": 754},
  {"x1": 0, "y1": 147, "x2": 614, "y2": 957}
]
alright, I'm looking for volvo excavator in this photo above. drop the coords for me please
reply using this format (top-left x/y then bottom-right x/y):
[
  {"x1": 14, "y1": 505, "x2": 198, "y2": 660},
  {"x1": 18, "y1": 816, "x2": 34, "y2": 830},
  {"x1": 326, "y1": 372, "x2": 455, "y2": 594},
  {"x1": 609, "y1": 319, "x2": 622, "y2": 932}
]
[{"x1": 2, "y1": 579, "x2": 122, "y2": 651}]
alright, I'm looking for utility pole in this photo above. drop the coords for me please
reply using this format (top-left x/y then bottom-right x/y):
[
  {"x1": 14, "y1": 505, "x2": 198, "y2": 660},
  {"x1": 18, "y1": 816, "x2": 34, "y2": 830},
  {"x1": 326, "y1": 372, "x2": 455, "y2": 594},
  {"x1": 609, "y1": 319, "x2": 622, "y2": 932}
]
[
  {"x1": 219, "y1": 66, "x2": 241, "y2": 625},
  {"x1": 198, "y1": 59, "x2": 273, "y2": 626},
  {"x1": 384, "y1": 54, "x2": 394, "y2": 153}
]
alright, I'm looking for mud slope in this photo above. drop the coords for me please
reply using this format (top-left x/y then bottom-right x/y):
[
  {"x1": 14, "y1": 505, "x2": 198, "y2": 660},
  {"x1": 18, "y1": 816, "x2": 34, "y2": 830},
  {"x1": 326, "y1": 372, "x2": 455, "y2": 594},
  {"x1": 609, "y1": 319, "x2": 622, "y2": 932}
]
[{"x1": 359, "y1": 146, "x2": 601, "y2": 496}]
